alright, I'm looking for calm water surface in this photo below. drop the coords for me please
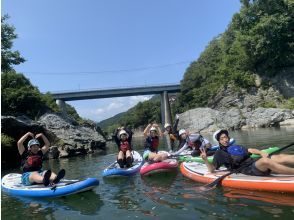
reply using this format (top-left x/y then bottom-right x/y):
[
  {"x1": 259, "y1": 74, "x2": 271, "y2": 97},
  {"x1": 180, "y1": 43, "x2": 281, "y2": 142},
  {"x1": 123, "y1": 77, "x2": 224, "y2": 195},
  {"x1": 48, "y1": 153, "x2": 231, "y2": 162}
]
[{"x1": 2, "y1": 127, "x2": 294, "y2": 219}]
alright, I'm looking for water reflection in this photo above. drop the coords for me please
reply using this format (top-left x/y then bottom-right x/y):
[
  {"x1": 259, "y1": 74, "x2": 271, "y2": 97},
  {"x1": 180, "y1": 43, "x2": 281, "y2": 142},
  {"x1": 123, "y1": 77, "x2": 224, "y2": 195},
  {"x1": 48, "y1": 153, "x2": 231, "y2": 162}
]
[
  {"x1": 223, "y1": 188, "x2": 294, "y2": 206},
  {"x1": 1, "y1": 190, "x2": 103, "y2": 218}
]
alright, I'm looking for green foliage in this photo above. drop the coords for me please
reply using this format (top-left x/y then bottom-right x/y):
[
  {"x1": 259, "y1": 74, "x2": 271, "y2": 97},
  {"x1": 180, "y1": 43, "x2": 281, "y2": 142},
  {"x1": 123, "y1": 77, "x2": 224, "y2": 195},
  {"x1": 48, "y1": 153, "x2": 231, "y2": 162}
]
[
  {"x1": 1, "y1": 72, "x2": 51, "y2": 117},
  {"x1": 261, "y1": 101, "x2": 277, "y2": 108},
  {"x1": 1, "y1": 15, "x2": 25, "y2": 73},
  {"x1": 1, "y1": 133, "x2": 14, "y2": 148},
  {"x1": 282, "y1": 98, "x2": 294, "y2": 109},
  {"x1": 176, "y1": 0, "x2": 293, "y2": 112},
  {"x1": 99, "y1": 96, "x2": 162, "y2": 132}
]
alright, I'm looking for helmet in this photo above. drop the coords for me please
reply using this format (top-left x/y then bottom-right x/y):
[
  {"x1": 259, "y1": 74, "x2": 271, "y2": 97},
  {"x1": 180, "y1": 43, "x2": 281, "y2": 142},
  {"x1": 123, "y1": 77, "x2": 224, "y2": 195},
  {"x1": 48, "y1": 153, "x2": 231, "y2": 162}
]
[
  {"x1": 213, "y1": 129, "x2": 229, "y2": 142},
  {"x1": 179, "y1": 129, "x2": 186, "y2": 136},
  {"x1": 150, "y1": 127, "x2": 157, "y2": 132},
  {"x1": 118, "y1": 130, "x2": 129, "y2": 138},
  {"x1": 189, "y1": 134, "x2": 202, "y2": 143},
  {"x1": 164, "y1": 123, "x2": 171, "y2": 129},
  {"x1": 28, "y1": 139, "x2": 40, "y2": 149}
]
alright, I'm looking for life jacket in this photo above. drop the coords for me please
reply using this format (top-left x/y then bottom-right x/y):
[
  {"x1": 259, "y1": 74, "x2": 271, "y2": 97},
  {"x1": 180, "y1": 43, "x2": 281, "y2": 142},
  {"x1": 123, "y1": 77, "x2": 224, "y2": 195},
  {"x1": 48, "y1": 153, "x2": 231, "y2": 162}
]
[
  {"x1": 22, "y1": 151, "x2": 43, "y2": 172},
  {"x1": 227, "y1": 145, "x2": 250, "y2": 168},
  {"x1": 120, "y1": 141, "x2": 131, "y2": 153},
  {"x1": 145, "y1": 136, "x2": 159, "y2": 152}
]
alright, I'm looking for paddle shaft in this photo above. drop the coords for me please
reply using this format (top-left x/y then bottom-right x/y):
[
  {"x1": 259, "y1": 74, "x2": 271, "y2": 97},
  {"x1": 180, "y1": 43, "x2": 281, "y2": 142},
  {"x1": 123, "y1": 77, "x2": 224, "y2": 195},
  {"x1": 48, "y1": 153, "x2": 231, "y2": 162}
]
[{"x1": 206, "y1": 142, "x2": 294, "y2": 188}]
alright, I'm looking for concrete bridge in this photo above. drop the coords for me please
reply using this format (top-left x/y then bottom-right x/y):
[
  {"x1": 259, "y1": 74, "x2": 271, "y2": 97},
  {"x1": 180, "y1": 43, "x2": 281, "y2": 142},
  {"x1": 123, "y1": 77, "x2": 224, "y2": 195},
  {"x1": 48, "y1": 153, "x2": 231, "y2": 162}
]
[{"x1": 51, "y1": 83, "x2": 181, "y2": 142}]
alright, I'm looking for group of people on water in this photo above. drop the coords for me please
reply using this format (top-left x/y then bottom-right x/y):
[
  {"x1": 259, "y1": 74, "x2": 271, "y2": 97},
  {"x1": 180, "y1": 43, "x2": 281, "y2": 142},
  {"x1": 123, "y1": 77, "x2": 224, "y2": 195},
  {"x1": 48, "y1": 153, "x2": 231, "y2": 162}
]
[
  {"x1": 113, "y1": 117, "x2": 294, "y2": 176},
  {"x1": 17, "y1": 115, "x2": 294, "y2": 187}
]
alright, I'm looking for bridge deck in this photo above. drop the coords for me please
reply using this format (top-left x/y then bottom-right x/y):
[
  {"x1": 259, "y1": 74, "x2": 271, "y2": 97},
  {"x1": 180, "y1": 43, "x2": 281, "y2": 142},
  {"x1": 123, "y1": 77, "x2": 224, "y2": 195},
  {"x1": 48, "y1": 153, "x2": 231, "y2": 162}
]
[{"x1": 51, "y1": 84, "x2": 180, "y2": 101}]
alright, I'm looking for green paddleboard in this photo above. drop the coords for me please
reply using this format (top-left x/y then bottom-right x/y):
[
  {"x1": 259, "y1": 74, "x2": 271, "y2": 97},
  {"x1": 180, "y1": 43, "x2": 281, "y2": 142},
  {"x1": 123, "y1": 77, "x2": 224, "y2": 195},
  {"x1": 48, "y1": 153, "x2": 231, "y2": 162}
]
[{"x1": 178, "y1": 146, "x2": 280, "y2": 163}]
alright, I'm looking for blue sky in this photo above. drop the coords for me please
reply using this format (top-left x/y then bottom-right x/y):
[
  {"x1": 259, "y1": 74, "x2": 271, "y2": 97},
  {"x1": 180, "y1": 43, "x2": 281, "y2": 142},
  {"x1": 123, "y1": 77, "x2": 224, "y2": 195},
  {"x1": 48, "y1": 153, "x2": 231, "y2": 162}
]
[{"x1": 2, "y1": 0, "x2": 241, "y2": 122}]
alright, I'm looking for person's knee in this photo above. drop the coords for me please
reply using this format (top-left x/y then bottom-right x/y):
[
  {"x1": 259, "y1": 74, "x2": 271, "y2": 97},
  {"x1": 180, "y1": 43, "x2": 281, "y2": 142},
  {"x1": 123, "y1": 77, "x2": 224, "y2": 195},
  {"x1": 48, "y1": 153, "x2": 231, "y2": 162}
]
[{"x1": 258, "y1": 158, "x2": 271, "y2": 166}]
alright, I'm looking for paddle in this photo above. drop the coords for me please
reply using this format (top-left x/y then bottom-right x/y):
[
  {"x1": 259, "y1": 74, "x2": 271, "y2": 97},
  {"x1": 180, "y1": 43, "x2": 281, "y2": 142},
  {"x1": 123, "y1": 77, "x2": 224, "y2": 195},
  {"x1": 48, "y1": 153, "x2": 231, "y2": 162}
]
[{"x1": 204, "y1": 142, "x2": 294, "y2": 189}]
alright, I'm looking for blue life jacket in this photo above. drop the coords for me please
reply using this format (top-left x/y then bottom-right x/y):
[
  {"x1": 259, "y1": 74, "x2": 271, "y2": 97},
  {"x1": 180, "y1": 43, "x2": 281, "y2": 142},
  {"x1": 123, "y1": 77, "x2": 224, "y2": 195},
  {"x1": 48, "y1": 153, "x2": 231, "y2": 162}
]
[{"x1": 227, "y1": 145, "x2": 250, "y2": 168}]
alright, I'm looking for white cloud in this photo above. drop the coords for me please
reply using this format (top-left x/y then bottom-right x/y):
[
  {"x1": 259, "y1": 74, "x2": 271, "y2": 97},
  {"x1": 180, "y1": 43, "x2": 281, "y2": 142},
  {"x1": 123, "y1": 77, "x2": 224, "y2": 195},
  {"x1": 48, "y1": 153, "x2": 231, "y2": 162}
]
[{"x1": 71, "y1": 95, "x2": 152, "y2": 122}]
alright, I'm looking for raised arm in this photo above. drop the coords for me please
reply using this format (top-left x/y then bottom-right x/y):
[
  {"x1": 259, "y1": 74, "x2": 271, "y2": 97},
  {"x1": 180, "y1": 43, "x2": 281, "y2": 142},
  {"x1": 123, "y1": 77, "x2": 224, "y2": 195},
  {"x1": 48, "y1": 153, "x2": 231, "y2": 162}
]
[
  {"x1": 35, "y1": 133, "x2": 50, "y2": 154},
  {"x1": 200, "y1": 148, "x2": 215, "y2": 173},
  {"x1": 143, "y1": 124, "x2": 152, "y2": 137},
  {"x1": 113, "y1": 128, "x2": 121, "y2": 147},
  {"x1": 17, "y1": 132, "x2": 34, "y2": 155},
  {"x1": 172, "y1": 114, "x2": 179, "y2": 134},
  {"x1": 153, "y1": 123, "x2": 163, "y2": 137}
]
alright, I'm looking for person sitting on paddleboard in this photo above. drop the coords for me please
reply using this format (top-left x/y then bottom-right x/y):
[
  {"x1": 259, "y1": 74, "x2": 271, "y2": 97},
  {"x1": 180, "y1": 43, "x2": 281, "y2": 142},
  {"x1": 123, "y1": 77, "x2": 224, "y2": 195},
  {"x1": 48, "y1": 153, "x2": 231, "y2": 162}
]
[
  {"x1": 17, "y1": 132, "x2": 65, "y2": 186},
  {"x1": 143, "y1": 123, "x2": 168, "y2": 162},
  {"x1": 200, "y1": 129, "x2": 294, "y2": 175},
  {"x1": 163, "y1": 114, "x2": 180, "y2": 151},
  {"x1": 172, "y1": 133, "x2": 212, "y2": 156},
  {"x1": 114, "y1": 127, "x2": 134, "y2": 168}
]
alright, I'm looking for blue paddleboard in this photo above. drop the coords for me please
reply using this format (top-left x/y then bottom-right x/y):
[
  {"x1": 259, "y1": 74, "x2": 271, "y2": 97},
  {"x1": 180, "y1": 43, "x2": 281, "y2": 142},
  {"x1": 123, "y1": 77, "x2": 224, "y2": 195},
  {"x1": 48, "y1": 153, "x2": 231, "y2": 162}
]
[
  {"x1": 1, "y1": 173, "x2": 99, "y2": 198},
  {"x1": 102, "y1": 151, "x2": 143, "y2": 177}
]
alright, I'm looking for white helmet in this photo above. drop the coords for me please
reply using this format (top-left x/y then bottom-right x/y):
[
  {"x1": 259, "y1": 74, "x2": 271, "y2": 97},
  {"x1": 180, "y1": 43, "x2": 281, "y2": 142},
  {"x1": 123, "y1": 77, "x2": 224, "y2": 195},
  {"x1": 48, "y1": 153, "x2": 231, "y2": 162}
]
[
  {"x1": 118, "y1": 130, "x2": 129, "y2": 138},
  {"x1": 150, "y1": 127, "x2": 157, "y2": 132},
  {"x1": 179, "y1": 129, "x2": 186, "y2": 136},
  {"x1": 164, "y1": 123, "x2": 171, "y2": 129},
  {"x1": 188, "y1": 134, "x2": 201, "y2": 143}
]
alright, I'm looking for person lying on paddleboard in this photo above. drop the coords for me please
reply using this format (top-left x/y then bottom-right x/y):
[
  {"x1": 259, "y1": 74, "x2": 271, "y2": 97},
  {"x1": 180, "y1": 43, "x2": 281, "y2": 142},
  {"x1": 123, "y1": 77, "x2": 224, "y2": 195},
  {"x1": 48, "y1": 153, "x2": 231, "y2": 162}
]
[
  {"x1": 17, "y1": 132, "x2": 65, "y2": 186},
  {"x1": 143, "y1": 123, "x2": 168, "y2": 162},
  {"x1": 114, "y1": 127, "x2": 134, "y2": 168},
  {"x1": 200, "y1": 129, "x2": 294, "y2": 175},
  {"x1": 163, "y1": 114, "x2": 180, "y2": 151},
  {"x1": 172, "y1": 132, "x2": 212, "y2": 156}
]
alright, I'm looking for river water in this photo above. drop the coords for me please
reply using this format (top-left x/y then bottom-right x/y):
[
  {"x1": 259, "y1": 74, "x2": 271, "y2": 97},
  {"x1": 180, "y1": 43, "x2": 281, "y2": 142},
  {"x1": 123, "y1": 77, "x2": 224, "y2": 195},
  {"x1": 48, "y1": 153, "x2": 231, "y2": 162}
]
[{"x1": 2, "y1": 127, "x2": 294, "y2": 219}]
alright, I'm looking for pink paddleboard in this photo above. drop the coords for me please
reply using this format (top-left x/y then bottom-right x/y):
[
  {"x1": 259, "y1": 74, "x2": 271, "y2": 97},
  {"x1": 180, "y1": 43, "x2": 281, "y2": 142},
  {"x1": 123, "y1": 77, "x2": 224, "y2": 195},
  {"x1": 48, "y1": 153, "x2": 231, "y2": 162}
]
[{"x1": 140, "y1": 159, "x2": 178, "y2": 176}]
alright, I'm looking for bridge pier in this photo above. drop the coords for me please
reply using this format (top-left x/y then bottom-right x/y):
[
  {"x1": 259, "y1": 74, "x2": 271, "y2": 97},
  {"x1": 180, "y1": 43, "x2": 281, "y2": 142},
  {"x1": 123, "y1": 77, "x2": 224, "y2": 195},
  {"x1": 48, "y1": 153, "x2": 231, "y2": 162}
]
[
  {"x1": 161, "y1": 91, "x2": 173, "y2": 150},
  {"x1": 56, "y1": 99, "x2": 67, "y2": 115}
]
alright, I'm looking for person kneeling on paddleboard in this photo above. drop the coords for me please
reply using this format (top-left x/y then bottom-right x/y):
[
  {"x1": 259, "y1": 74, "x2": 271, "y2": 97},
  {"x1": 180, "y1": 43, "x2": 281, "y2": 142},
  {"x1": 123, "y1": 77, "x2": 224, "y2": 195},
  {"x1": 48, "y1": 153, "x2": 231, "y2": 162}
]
[
  {"x1": 17, "y1": 132, "x2": 65, "y2": 186},
  {"x1": 200, "y1": 129, "x2": 294, "y2": 176},
  {"x1": 114, "y1": 127, "x2": 134, "y2": 168},
  {"x1": 143, "y1": 123, "x2": 168, "y2": 162}
]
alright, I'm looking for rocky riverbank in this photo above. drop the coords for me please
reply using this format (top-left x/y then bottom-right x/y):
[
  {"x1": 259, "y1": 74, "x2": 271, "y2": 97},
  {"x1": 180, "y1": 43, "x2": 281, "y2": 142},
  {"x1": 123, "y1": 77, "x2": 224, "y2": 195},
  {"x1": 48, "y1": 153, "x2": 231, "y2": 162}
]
[
  {"x1": 177, "y1": 107, "x2": 294, "y2": 133},
  {"x1": 1, "y1": 113, "x2": 106, "y2": 169}
]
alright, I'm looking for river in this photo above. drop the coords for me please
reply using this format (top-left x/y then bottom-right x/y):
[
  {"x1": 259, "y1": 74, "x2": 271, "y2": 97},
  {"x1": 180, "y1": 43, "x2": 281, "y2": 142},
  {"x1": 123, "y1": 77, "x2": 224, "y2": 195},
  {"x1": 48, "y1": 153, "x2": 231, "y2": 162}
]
[{"x1": 2, "y1": 127, "x2": 294, "y2": 219}]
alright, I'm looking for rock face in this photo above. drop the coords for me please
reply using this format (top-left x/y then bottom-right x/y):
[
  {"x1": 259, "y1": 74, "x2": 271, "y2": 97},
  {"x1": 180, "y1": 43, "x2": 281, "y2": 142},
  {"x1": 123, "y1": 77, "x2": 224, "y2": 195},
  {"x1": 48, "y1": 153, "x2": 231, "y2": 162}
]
[
  {"x1": 1, "y1": 113, "x2": 106, "y2": 169},
  {"x1": 38, "y1": 113, "x2": 106, "y2": 156},
  {"x1": 178, "y1": 107, "x2": 294, "y2": 133}
]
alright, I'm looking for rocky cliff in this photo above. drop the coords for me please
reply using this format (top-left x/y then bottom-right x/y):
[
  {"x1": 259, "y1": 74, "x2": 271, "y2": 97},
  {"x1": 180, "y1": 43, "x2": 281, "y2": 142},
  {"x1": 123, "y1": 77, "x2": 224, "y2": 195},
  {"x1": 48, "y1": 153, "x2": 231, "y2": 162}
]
[{"x1": 1, "y1": 113, "x2": 106, "y2": 169}]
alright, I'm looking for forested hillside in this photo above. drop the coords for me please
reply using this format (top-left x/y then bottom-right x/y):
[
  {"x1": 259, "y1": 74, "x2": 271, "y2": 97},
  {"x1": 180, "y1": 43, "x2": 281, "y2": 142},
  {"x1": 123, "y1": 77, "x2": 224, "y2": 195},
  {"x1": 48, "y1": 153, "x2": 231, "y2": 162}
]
[{"x1": 98, "y1": 0, "x2": 294, "y2": 131}]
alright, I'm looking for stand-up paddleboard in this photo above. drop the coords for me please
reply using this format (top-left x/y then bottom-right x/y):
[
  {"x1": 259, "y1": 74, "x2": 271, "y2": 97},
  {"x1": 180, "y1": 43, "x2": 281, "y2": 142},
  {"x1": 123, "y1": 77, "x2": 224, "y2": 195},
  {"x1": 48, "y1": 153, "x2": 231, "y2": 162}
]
[
  {"x1": 178, "y1": 146, "x2": 280, "y2": 163},
  {"x1": 102, "y1": 151, "x2": 143, "y2": 177},
  {"x1": 1, "y1": 173, "x2": 99, "y2": 198},
  {"x1": 180, "y1": 162, "x2": 294, "y2": 193},
  {"x1": 140, "y1": 151, "x2": 178, "y2": 176}
]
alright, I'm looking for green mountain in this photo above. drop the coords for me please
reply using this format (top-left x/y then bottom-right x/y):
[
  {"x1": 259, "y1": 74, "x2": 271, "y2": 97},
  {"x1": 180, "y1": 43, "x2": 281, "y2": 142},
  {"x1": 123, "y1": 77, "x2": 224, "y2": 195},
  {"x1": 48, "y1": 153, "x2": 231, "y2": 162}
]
[{"x1": 98, "y1": 0, "x2": 294, "y2": 131}]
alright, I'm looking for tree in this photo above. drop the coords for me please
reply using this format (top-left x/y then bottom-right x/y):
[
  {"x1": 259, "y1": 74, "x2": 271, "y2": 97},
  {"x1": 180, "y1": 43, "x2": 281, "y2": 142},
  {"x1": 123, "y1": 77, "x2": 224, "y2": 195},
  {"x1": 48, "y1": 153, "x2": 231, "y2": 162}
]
[{"x1": 1, "y1": 15, "x2": 25, "y2": 73}]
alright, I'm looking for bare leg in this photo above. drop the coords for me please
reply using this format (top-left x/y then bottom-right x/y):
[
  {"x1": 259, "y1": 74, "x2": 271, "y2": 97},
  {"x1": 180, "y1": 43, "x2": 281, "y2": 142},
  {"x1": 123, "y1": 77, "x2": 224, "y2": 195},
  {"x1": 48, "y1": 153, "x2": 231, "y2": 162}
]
[
  {"x1": 118, "y1": 151, "x2": 125, "y2": 160},
  {"x1": 49, "y1": 172, "x2": 57, "y2": 181},
  {"x1": 126, "y1": 150, "x2": 131, "y2": 158},
  {"x1": 29, "y1": 171, "x2": 44, "y2": 184},
  {"x1": 255, "y1": 158, "x2": 294, "y2": 175},
  {"x1": 153, "y1": 153, "x2": 168, "y2": 162},
  {"x1": 271, "y1": 154, "x2": 294, "y2": 165}
]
